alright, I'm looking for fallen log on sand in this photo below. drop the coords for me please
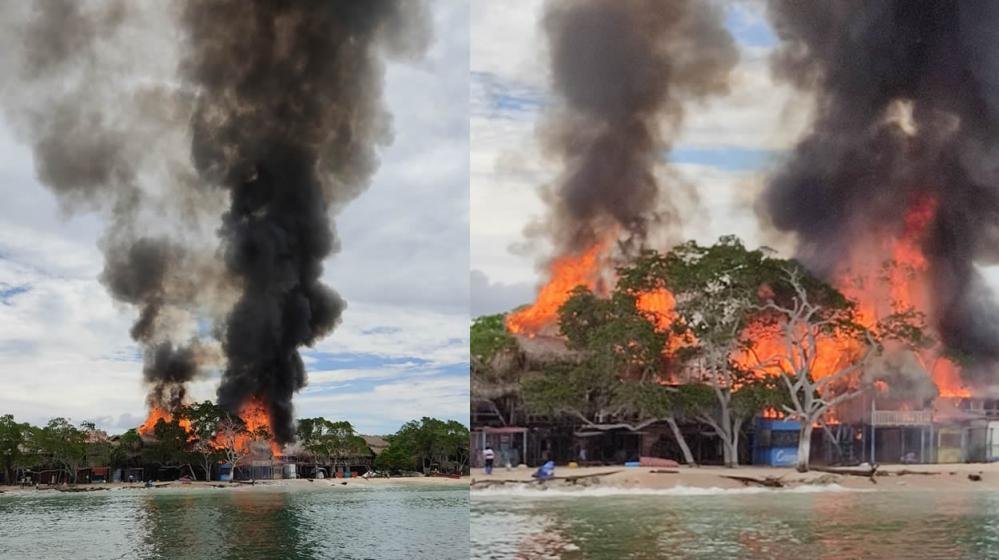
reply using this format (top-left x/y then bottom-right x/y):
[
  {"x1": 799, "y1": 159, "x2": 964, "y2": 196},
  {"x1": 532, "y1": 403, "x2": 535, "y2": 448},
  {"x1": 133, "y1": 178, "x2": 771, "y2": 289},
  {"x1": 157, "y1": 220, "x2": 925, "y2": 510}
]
[
  {"x1": 893, "y1": 469, "x2": 939, "y2": 476},
  {"x1": 470, "y1": 470, "x2": 623, "y2": 488},
  {"x1": 470, "y1": 478, "x2": 533, "y2": 487},
  {"x1": 57, "y1": 487, "x2": 111, "y2": 493},
  {"x1": 720, "y1": 475, "x2": 784, "y2": 488},
  {"x1": 812, "y1": 464, "x2": 879, "y2": 484},
  {"x1": 650, "y1": 470, "x2": 678, "y2": 474},
  {"x1": 559, "y1": 470, "x2": 621, "y2": 484}
]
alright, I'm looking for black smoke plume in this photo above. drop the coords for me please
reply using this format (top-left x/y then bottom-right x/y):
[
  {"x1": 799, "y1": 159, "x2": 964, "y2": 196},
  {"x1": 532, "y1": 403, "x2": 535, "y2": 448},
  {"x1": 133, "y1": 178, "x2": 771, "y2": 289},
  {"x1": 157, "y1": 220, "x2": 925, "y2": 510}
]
[
  {"x1": 1, "y1": 0, "x2": 429, "y2": 442},
  {"x1": 180, "y1": 0, "x2": 429, "y2": 442},
  {"x1": 762, "y1": 1, "x2": 999, "y2": 382},
  {"x1": 533, "y1": 0, "x2": 737, "y2": 256}
]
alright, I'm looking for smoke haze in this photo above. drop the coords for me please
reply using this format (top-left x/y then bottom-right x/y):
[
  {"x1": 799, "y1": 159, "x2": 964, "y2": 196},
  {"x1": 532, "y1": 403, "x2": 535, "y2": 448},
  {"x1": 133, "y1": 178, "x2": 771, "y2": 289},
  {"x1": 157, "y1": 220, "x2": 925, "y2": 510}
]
[
  {"x1": 533, "y1": 0, "x2": 737, "y2": 257},
  {"x1": 762, "y1": 0, "x2": 999, "y2": 382},
  {"x1": 0, "y1": 0, "x2": 429, "y2": 442}
]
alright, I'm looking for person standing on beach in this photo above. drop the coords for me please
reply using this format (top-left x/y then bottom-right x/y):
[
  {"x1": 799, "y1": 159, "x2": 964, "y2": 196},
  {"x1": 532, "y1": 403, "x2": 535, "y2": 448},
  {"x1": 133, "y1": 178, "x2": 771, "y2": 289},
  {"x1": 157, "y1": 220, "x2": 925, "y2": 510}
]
[{"x1": 483, "y1": 446, "x2": 495, "y2": 475}]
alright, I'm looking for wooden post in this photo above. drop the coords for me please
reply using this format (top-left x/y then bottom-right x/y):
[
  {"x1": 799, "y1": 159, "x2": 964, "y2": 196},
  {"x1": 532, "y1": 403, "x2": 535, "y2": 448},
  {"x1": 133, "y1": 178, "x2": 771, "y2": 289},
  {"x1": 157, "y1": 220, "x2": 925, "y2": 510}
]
[
  {"x1": 870, "y1": 398, "x2": 876, "y2": 463},
  {"x1": 522, "y1": 430, "x2": 528, "y2": 467}
]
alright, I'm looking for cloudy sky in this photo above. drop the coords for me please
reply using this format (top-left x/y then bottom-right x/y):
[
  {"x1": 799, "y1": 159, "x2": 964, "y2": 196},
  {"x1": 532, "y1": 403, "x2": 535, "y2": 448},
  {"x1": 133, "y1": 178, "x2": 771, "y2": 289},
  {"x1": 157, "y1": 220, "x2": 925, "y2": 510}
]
[
  {"x1": 470, "y1": 1, "x2": 999, "y2": 319},
  {"x1": 470, "y1": 0, "x2": 811, "y2": 318},
  {"x1": 0, "y1": 2, "x2": 469, "y2": 435}
]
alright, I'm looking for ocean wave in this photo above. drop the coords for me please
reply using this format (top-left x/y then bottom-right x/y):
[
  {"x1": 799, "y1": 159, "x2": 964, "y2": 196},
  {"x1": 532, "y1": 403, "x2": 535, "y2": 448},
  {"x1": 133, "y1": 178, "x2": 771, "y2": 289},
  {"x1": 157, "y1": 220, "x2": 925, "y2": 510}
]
[{"x1": 471, "y1": 483, "x2": 860, "y2": 498}]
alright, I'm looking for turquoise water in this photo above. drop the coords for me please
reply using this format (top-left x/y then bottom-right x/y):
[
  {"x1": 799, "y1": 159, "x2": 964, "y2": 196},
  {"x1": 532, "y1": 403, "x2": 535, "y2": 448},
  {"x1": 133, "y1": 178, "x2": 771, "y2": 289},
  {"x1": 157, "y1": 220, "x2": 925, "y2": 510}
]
[
  {"x1": 471, "y1": 487, "x2": 999, "y2": 559},
  {"x1": 0, "y1": 485, "x2": 468, "y2": 560}
]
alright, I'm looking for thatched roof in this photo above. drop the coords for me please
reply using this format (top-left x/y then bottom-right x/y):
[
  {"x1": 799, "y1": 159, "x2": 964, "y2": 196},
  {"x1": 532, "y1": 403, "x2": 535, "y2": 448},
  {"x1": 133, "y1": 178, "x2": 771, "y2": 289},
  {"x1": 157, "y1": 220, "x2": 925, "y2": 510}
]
[
  {"x1": 514, "y1": 334, "x2": 576, "y2": 363},
  {"x1": 361, "y1": 435, "x2": 389, "y2": 456}
]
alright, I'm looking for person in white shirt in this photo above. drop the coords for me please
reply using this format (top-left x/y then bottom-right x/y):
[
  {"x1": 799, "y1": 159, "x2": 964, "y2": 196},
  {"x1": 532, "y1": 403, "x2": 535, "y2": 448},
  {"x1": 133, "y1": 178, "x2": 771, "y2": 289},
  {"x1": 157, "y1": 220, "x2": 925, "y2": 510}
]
[{"x1": 483, "y1": 446, "x2": 495, "y2": 475}]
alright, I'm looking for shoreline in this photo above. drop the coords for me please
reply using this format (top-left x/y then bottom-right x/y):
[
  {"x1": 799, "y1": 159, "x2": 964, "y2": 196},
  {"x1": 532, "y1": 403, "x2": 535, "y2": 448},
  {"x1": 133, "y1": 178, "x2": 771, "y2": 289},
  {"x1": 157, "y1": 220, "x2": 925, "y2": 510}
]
[
  {"x1": 470, "y1": 463, "x2": 999, "y2": 494},
  {"x1": 0, "y1": 476, "x2": 469, "y2": 497}
]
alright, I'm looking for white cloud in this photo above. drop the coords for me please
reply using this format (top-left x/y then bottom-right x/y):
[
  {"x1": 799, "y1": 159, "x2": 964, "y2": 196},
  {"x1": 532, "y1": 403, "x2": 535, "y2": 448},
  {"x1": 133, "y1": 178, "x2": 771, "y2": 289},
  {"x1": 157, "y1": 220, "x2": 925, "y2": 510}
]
[
  {"x1": 296, "y1": 376, "x2": 468, "y2": 435},
  {"x1": 0, "y1": 1, "x2": 470, "y2": 435}
]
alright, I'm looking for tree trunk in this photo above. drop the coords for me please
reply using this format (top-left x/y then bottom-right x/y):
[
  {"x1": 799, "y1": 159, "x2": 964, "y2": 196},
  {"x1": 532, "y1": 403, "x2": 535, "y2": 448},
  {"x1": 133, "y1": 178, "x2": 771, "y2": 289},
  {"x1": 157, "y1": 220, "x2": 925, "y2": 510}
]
[
  {"x1": 721, "y1": 440, "x2": 733, "y2": 468},
  {"x1": 665, "y1": 416, "x2": 696, "y2": 467},
  {"x1": 720, "y1": 407, "x2": 735, "y2": 468},
  {"x1": 732, "y1": 418, "x2": 743, "y2": 466},
  {"x1": 796, "y1": 422, "x2": 814, "y2": 472}
]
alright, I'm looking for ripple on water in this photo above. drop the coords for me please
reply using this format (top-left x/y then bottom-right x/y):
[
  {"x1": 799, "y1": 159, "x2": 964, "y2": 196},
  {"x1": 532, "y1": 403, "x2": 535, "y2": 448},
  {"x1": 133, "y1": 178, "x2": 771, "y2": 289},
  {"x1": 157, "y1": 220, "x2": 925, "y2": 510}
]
[
  {"x1": 471, "y1": 489, "x2": 999, "y2": 560},
  {"x1": 0, "y1": 486, "x2": 468, "y2": 560}
]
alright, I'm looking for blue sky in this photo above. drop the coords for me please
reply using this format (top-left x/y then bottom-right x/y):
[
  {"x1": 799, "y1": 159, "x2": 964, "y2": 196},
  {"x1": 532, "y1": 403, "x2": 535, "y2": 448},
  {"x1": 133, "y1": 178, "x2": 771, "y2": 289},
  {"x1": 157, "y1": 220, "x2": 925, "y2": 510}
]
[
  {"x1": 469, "y1": 0, "x2": 808, "y2": 316},
  {"x1": 0, "y1": 2, "x2": 469, "y2": 436}
]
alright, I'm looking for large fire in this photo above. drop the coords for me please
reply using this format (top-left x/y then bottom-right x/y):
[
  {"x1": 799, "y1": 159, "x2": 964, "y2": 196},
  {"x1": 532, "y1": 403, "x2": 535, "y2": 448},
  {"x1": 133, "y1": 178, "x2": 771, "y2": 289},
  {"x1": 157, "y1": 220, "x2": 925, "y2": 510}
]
[
  {"x1": 513, "y1": 196, "x2": 969, "y2": 405},
  {"x1": 507, "y1": 242, "x2": 609, "y2": 335},
  {"x1": 218, "y1": 397, "x2": 284, "y2": 457},
  {"x1": 731, "y1": 195, "x2": 969, "y2": 399},
  {"x1": 137, "y1": 396, "x2": 282, "y2": 457},
  {"x1": 634, "y1": 289, "x2": 676, "y2": 331},
  {"x1": 834, "y1": 194, "x2": 969, "y2": 398},
  {"x1": 138, "y1": 407, "x2": 192, "y2": 436}
]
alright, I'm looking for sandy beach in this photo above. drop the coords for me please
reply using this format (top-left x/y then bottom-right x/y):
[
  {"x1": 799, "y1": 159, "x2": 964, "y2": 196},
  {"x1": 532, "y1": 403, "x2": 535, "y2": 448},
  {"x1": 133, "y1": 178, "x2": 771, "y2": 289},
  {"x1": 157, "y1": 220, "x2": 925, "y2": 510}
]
[
  {"x1": 470, "y1": 463, "x2": 999, "y2": 493},
  {"x1": 0, "y1": 475, "x2": 469, "y2": 497}
]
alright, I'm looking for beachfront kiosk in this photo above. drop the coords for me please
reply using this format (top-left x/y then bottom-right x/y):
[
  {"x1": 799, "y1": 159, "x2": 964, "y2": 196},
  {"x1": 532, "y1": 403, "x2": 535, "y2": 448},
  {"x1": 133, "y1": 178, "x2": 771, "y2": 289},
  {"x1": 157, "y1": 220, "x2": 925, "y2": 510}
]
[{"x1": 752, "y1": 418, "x2": 800, "y2": 467}]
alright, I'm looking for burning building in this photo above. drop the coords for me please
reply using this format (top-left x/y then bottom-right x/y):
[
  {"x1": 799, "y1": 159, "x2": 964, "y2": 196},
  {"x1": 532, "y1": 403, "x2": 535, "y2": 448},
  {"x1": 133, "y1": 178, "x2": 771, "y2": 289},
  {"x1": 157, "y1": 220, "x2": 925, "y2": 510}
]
[
  {"x1": 484, "y1": 0, "x2": 999, "y2": 468},
  {"x1": 757, "y1": 0, "x2": 999, "y2": 464}
]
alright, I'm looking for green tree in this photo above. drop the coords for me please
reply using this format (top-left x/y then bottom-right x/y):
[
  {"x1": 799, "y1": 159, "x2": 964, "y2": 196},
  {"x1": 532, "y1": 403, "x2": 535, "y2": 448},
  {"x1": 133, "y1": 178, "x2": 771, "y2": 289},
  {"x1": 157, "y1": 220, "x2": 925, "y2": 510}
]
[
  {"x1": 297, "y1": 418, "x2": 367, "y2": 471},
  {"x1": 471, "y1": 314, "x2": 517, "y2": 365},
  {"x1": 629, "y1": 236, "x2": 926, "y2": 471},
  {"x1": 0, "y1": 415, "x2": 29, "y2": 483},
  {"x1": 373, "y1": 441, "x2": 413, "y2": 473},
  {"x1": 471, "y1": 313, "x2": 526, "y2": 426},
  {"x1": 216, "y1": 414, "x2": 249, "y2": 471},
  {"x1": 142, "y1": 418, "x2": 194, "y2": 478},
  {"x1": 748, "y1": 265, "x2": 928, "y2": 471},
  {"x1": 377, "y1": 418, "x2": 470, "y2": 474},
  {"x1": 615, "y1": 238, "x2": 782, "y2": 466},
  {"x1": 182, "y1": 401, "x2": 228, "y2": 481},
  {"x1": 79, "y1": 421, "x2": 117, "y2": 474},
  {"x1": 34, "y1": 418, "x2": 87, "y2": 482},
  {"x1": 522, "y1": 285, "x2": 700, "y2": 465},
  {"x1": 440, "y1": 420, "x2": 470, "y2": 473}
]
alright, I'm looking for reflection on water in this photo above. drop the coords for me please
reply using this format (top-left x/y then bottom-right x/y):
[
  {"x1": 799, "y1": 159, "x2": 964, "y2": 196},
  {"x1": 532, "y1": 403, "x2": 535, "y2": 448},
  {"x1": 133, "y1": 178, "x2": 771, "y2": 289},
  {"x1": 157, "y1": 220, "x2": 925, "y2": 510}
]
[
  {"x1": 471, "y1": 488, "x2": 999, "y2": 559},
  {"x1": 0, "y1": 486, "x2": 468, "y2": 560}
]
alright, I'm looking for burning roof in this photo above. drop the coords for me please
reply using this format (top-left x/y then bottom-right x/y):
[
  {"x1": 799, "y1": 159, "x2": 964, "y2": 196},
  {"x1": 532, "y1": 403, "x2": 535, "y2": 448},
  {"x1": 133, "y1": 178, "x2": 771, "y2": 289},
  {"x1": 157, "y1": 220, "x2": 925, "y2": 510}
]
[{"x1": 508, "y1": 0, "x2": 994, "y2": 414}]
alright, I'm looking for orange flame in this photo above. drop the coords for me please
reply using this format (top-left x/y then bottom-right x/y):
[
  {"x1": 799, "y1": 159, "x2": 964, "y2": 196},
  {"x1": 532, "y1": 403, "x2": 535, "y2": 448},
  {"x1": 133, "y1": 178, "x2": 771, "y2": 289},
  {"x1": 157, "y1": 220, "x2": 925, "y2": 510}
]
[
  {"x1": 138, "y1": 396, "x2": 282, "y2": 457},
  {"x1": 511, "y1": 195, "x2": 969, "y2": 406},
  {"x1": 734, "y1": 194, "x2": 969, "y2": 399},
  {"x1": 634, "y1": 288, "x2": 676, "y2": 331},
  {"x1": 761, "y1": 407, "x2": 783, "y2": 419},
  {"x1": 235, "y1": 397, "x2": 283, "y2": 457},
  {"x1": 837, "y1": 194, "x2": 969, "y2": 398},
  {"x1": 138, "y1": 407, "x2": 192, "y2": 437},
  {"x1": 507, "y1": 242, "x2": 609, "y2": 335}
]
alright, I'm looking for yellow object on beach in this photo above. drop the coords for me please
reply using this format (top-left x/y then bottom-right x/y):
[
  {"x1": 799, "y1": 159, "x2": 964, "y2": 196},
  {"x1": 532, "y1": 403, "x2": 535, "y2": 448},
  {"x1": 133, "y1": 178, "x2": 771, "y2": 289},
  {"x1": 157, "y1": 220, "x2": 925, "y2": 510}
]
[{"x1": 568, "y1": 462, "x2": 578, "y2": 468}]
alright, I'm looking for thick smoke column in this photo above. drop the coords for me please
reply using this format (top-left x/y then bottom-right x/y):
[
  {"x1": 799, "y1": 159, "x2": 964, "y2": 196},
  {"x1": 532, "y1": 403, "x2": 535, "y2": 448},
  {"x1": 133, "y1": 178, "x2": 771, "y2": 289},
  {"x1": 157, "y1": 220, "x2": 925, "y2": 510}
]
[
  {"x1": 179, "y1": 0, "x2": 429, "y2": 442},
  {"x1": 536, "y1": 0, "x2": 737, "y2": 255},
  {"x1": 762, "y1": 1, "x2": 999, "y2": 381},
  {"x1": 0, "y1": 1, "x2": 428, "y2": 442},
  {"x1": 0, "y1": 0, "x2": 223, "y2": 412}
]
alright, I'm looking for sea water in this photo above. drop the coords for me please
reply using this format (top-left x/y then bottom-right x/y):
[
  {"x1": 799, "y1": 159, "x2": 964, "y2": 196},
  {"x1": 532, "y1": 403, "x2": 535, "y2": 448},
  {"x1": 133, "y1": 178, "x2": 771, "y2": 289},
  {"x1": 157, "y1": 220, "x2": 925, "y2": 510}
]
[
  {"x1": 0, "y1": 484, "x2": 468, "y2": 560},
  {"x1": 471, "y1": 486, "x2": 999, "y2": 559}
]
